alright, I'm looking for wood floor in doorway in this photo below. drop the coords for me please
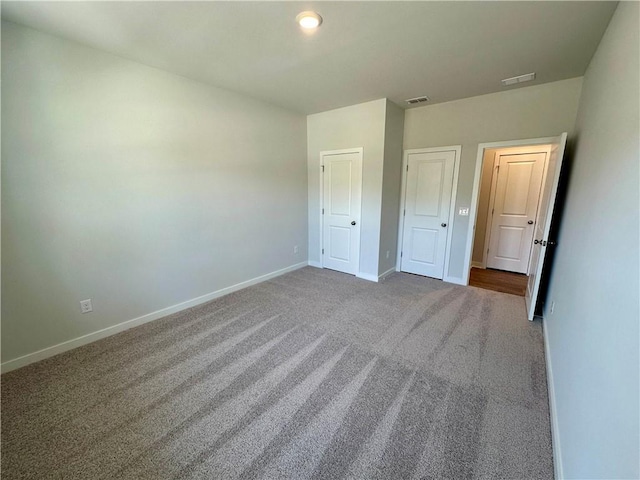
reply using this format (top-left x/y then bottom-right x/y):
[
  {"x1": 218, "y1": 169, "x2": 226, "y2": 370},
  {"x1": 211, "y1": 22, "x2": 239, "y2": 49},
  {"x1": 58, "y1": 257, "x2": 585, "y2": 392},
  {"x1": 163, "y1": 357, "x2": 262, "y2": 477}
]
[{"x1": 469, "y1": 267, "x2": 528, "y2": 296}]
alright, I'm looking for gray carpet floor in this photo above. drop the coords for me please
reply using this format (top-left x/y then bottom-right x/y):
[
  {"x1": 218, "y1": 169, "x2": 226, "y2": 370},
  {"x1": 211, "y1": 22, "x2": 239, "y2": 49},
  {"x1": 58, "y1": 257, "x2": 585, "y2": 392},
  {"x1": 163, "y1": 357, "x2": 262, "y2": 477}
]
[{"x1": 1, "y1": 267, "x2": 553, "y2": 479}]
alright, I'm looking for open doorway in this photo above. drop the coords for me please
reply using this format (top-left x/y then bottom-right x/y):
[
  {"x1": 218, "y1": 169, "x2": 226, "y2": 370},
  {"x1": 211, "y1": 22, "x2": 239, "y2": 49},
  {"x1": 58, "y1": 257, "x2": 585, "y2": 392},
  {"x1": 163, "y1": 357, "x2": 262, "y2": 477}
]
[
  {"x1": 470, "y1": 144, "x2": 551, "y2": 294},
  {"x1": 465, "y1": 134, "x2": 567, "y2": 319}
]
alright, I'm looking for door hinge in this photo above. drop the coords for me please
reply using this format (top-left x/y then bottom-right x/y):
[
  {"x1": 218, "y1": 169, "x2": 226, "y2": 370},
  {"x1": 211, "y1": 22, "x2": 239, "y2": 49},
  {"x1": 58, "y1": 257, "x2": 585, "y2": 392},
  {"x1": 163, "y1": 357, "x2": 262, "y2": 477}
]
[
  {"x1": 491, "y1": 208, "x2": 494, "y2": 215},
  {"x1": 400, "y1": 251, "x2": 403, "y2": 258},
  {"x1": 406, "y1": 165, "x2": 409, "y2": 172},
  {"x1": 487, "y1": 248, "x2": 490, "y2": 254},
  {"x1": 322, "y1": 208, "x2": 324, "y2": 215},
  {"x1": 403, "y1": 209, "x2": 406, "y2": 216},
  {"x1": 322, "y1": 248, "x2": 324, "y2": 254},
  {"x1": 321, "y1": 165, "x2": 325, "y2": 172}
]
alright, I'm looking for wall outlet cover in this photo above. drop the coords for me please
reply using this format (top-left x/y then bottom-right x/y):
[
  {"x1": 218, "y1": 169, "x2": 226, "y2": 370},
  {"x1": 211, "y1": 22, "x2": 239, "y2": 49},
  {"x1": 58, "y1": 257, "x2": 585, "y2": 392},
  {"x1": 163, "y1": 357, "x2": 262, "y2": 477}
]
[{"x1": 80, "y1": 299, "x2": 93, "y2": 314}]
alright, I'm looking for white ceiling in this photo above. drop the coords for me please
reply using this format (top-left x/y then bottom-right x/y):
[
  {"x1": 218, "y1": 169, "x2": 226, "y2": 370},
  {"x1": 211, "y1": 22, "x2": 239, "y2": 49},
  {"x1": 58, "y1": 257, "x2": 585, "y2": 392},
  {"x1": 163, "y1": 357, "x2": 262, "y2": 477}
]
[{"x1": 1, "y1": 1, "x2": 617, "y2": 114}]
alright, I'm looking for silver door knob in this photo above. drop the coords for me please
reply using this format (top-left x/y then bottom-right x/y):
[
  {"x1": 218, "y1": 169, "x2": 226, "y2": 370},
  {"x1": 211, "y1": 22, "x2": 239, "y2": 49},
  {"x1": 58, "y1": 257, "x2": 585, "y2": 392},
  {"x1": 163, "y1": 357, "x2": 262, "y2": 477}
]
[
  {"x1": 441, "y1": 223, "x2": 447, "y2": 227},
  {"x1": 351, "y1": 221, "x2": 356, "y2": 226},
  {"x1": 534, "y1": 239, "x2": 541, "y2": 244},
  {"x1": 528, "y1": 220, "x2": 534, "y2": 225}
]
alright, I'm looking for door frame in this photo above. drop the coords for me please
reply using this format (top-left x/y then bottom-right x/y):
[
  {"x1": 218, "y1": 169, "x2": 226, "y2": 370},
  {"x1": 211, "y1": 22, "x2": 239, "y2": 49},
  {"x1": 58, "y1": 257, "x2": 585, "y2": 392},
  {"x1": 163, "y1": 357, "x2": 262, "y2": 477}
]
[
  {"x1": 395, "y1": 145, "x2": 461, "y2": 283},
  {"x1": 319, "y1": 147, "x2": 363, "y2": 275},
  {"x1": 480, "y1": 145, "x2": 551, "y2": 271},
  {"x1": 464, "y1": 136, "x2": 557, "y2": 285}
]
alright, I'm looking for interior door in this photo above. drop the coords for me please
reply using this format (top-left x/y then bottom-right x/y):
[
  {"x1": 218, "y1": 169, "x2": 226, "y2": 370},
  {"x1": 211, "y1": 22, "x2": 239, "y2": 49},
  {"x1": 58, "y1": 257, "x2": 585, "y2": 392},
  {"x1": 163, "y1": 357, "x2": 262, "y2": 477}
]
[
  {"x1": 525, "y1": 133, "x2": 568, "y2": 320},
  {"x1": 486, "y1": 151, "x2": 547, "y2": 273},
  {"x1": 321, "y1": 149, "x2": 362, "y2": 275},
  {"x1": 400, "y1": 150, "x2": 455, "y2": 279}
]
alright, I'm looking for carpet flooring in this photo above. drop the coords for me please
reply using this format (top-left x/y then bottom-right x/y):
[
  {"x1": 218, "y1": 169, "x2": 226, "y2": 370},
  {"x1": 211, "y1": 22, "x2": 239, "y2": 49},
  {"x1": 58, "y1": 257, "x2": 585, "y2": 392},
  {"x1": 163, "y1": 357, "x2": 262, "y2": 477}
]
[{"x1": 1, "y1": 267, "x2": 553, "y2": 479}]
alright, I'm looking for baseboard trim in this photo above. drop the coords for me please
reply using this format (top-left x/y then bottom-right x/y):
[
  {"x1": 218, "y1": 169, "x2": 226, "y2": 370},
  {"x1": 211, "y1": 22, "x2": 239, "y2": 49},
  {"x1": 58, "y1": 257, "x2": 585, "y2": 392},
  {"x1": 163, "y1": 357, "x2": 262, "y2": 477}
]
[
  {"x1": 471, "y1": 261, "x2": 485, "y2": 269},
  {"x1": 1, "y1": 261, "x2": 308, "y2": 374},
  {"x1": 355, "y1": 272, "x2": 378, "y2": 283},
  {"x1": 308, "y1": 260, "x2": 322, "y2": 268},
  {"x1": 443, "y1": 275, "x2": 466, "y2": 286},
  {"x1": 543, "y1": 319, "x2": 564, "y2": 480},
  {"x1": 378, "y1": 267, "x2": 396, "y2": 282}
]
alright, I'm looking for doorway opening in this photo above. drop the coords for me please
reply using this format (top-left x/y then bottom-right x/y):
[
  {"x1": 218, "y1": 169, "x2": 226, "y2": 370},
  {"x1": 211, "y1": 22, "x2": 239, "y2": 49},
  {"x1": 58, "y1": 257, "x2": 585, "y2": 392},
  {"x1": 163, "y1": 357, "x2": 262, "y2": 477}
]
[
  {"x1": 465, "y1": 134, "x2": 567, "y2": 319},
  {"x1": 470, "y1": 144, "x2": 551, "y2": 295}
]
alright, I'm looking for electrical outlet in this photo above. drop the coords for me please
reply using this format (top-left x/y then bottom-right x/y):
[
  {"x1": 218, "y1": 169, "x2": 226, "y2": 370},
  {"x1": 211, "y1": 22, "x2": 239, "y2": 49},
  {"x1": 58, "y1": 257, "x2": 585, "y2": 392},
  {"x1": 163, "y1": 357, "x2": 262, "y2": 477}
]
[
  {"x1": 80, "y1": 299, "x2": 93, "y2": 314},
  {"x1": 293, "y1": 245, "x2": 299, "y2": 254},
  {"x1": 549, "y1": 301, "x2": 555, "y2": 315},
  {"x1": 458, "y1": 207, "x2": 470, "y2": 216}
]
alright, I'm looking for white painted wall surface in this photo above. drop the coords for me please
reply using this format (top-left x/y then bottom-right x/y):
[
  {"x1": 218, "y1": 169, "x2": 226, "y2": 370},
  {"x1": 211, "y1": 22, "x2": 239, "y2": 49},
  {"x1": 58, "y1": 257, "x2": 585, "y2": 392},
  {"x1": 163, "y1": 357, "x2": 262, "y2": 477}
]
[
  {"x1": 544, "y1": 3, "x2": 639, "y2": 478},
  {"x1": 1, "y1": 22, "x2": 307, "y2": 364},
  {"x1": 404, "y1": 77, "x2": 583, "y2": 281},
  {"x1": 307, "y1": 99, "x2": 387, "y2": 278},
  {"x1": 378, "y1": 100, "x2": 405, "y2": 276}
]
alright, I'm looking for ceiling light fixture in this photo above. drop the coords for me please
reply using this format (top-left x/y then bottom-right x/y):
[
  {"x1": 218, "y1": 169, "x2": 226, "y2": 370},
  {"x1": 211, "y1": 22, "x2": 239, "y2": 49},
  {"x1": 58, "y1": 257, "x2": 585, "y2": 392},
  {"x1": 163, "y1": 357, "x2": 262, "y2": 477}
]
[
  {"x1": 501, "y1": 72, "x2": 536, "y2": 86},
  {"x1": 296, "y1": 11, "x2": 322, "y2": 29}
]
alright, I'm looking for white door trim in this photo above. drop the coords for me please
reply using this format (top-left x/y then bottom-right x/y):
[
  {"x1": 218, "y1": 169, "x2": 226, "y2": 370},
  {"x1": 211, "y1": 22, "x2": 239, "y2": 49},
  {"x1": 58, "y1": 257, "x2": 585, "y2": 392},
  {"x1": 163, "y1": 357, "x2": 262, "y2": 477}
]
[
  {"x1": 319, "y1": 147, "x2": 363, "y2": 275},
  {"x1": 465, "y1": 136, "x2": 558, "y2": 285},
  {"x1": 396, "y1": 145, "x2": 461, "y2": 283}
]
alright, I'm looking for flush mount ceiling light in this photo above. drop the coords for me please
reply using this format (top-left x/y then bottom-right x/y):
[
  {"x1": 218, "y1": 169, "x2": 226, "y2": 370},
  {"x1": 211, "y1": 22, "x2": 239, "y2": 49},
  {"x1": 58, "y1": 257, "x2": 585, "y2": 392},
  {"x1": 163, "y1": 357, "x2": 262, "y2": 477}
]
[
  {"x1": 296, "y1": 11, "x2": 323, "y2": 29},
  {"x1": 501, "y1": 72, "x2": 536, "y2": 86}
]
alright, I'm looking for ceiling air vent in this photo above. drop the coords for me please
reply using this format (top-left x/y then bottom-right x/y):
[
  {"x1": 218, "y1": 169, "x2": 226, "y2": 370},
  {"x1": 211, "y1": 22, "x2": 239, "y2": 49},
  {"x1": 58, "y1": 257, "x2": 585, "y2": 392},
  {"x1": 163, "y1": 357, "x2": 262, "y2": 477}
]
[
  {"x1": 501, "y1": 72, "x2": 536, "y2": 86},
  {"x1": 406, "y1": 95, "x2": 430, "y2": 105}
]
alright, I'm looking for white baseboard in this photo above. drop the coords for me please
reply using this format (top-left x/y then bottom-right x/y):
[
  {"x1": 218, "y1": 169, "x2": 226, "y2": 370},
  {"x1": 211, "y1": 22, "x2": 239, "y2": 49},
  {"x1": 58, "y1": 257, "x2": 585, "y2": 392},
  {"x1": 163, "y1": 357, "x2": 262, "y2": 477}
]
[
  {"x1": 1, "y1": 261, "x2": 308, "y2": 374},
  {"x1": 443, "y1": 275, "x2": 466, "y2": 286},
  {"x1": 355, "y1": 272, "x2": 378, "y2": 283},
  {"x1": 471, "y1": 261, "x2": 485, "y2": 269},
  {"x1": 543, "y1": 319, "x2": 564, "y2": 480},
  {"x1": 378, "y1": 267, "x2": 396, "y2": 282},
  {"x1": 308, "y1": 260, "x2": 322, "y2": 268}
]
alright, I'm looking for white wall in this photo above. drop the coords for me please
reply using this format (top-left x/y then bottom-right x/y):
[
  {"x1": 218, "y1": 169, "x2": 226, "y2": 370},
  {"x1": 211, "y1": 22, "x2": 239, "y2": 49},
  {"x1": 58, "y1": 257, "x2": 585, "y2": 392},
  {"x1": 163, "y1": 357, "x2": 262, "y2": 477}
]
[
  {"x1": 544, "y1": 3, "x2": 639, "y2": 478},
  {"x1": 404, "y1": 77, "x2": 583, "y2": 281},
  {"x1": 378, "y1": 100, "x2": 405, "y2": 276},
  {"x1": 307, "y1": 99, "x2": 387, "y2": 278},
  {"x1": 1, "y1": 21, "x2": 307, "y2": 364}
]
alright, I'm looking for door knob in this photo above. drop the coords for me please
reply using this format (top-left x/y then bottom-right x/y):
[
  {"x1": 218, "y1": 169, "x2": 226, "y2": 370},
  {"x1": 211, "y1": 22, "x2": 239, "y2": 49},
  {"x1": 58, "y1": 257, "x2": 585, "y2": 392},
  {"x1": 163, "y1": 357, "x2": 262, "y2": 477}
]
[
  {"x1": 351, "y1": 221, "x2": 356, "y2": 226},
  {"x1": 534, "y1": 239, "x2": 540, "y2": 244},
  {"x1": 441, "y1": 223, "x2": 447, "y2": 227},
  {"x1": 528, "y1": 220, "x2": 534, "y2": 225}
]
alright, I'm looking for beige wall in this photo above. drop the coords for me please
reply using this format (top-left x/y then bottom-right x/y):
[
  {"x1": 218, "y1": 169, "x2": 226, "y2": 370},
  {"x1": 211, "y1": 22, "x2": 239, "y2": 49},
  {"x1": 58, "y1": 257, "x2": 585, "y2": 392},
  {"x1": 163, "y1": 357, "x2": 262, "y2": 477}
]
[
  {"x1": 472, "y1": 148, "x2": 497, "y2": 265},
  {"x1": 404, "y1": 77, "x2": 583, "y2": 280},
  {"x1": 307, "y1": 99, "x2": 387, "y2": 278},
  {"x1": 544, "y1": 3, "x2": 639, "y2": 478},
  {"x1": 378, "y1": 100, "x2": 405, "y2": 275},
  {"x1": 1, "y1": 22, "x2": 308, "y2": 364}
]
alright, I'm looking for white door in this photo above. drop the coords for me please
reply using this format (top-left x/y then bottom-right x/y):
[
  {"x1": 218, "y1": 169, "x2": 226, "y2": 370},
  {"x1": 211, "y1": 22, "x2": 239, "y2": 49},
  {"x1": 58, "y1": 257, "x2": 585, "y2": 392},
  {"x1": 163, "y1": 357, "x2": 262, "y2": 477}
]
[
  {"x1": 321, "y1": 149, "x2": 362, "y2": 275},
  {"x1": 400, "y1": 150, "x2": 456, "y2": 279},
  {"x1": 525, "y1": 133, "x2": 567, "y2": 320},
  {"x1": 486, "y1": 151, "x2": 547, "y2": 273}
]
